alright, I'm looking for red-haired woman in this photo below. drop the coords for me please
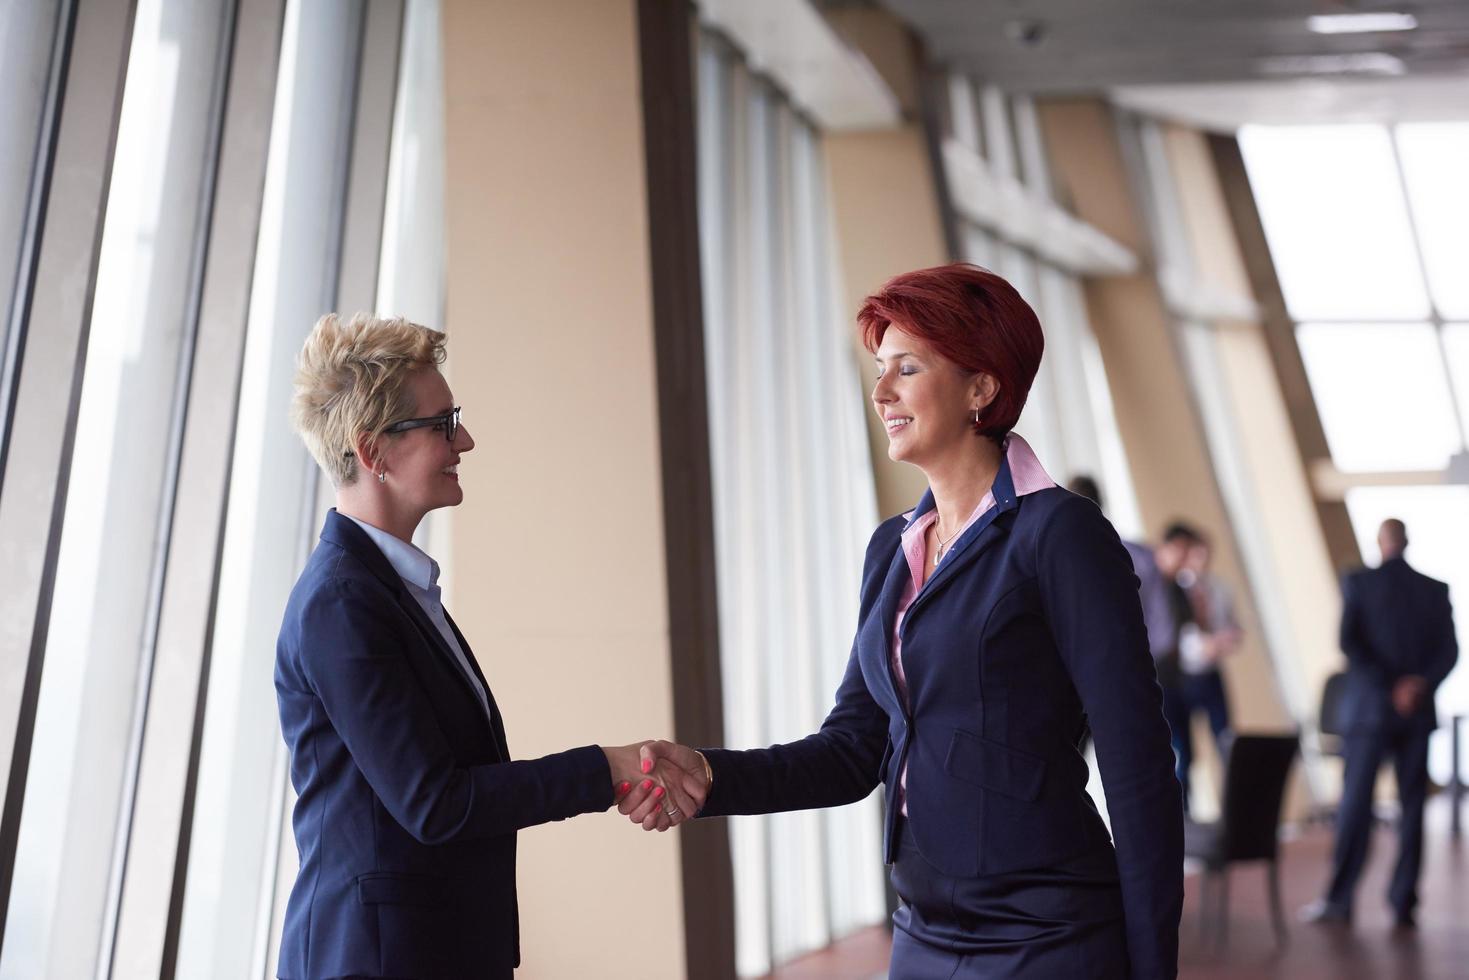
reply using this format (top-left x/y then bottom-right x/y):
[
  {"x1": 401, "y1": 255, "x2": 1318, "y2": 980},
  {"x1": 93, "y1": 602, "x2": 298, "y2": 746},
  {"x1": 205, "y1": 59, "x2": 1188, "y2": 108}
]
[{"x1": 624, "y1": 264, "x2": 1183, "y2": 978}]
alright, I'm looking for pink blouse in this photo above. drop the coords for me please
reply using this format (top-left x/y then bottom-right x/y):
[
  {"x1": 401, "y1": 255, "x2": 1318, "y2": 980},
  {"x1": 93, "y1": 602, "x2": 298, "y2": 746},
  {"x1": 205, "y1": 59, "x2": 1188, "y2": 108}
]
[{"x1": 890, "y1": 433, "x2": 1056, "y2": 814}]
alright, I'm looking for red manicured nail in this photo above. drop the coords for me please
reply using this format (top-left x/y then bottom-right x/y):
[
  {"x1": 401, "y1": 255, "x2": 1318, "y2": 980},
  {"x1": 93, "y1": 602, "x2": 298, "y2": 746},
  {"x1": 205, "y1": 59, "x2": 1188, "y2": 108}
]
[
  {"x1": 618, "y1": 781, "x2": 630, "y2": 795},
  {"x1": 641, "y1": 758, "x2": 652, "y2": 774},
  {"x1": 654, "y1": 786, "x2": 666, "y2": 798},
  {"x1": 641, "y1": 779, "x2": 653, "y2": 790}
]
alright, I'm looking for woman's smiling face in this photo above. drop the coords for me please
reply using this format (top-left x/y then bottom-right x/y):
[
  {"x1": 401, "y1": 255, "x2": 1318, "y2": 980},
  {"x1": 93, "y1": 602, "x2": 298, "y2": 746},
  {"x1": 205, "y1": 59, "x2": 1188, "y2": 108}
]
[
  {"x1": 871, "y1": 324, "x2": 993, "y2": 468},
  {"x1": 376, "y1": 367, "x2": 475, "y2": 515}
]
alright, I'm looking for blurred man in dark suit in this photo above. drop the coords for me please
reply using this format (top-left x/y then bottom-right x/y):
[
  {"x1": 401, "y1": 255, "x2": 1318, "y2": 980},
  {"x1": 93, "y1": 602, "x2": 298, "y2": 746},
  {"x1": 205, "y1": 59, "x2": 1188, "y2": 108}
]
[{"x1": 1302, "y1": 519, "x2": 1458, "y2": 928}]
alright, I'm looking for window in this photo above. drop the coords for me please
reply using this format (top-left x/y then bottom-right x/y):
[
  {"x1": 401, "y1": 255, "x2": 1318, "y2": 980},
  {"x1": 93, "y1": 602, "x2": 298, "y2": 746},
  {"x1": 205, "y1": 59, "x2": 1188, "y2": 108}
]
[
  {"x1": 0, "y1": 1, "x2": 235, "y2": 974},
  {"x1": 1296, "y1": 322, "x2": 1461, "y2": 472},
  {"x1": 0, "y1": 1, "x2": 433, "y2": 973},
  {"x1": 697, "y1": 31, "x2": 885, "y2": 977},
  {"x1": 1241, "y1": 125, "x2": 1427, "y2": 322},
  {"x1": 1243, "y1": 122, "x2": 1469, "y2": 784},
  {"x1": 1396, "y1": 124, "x2": 1469, "y2": 319}
]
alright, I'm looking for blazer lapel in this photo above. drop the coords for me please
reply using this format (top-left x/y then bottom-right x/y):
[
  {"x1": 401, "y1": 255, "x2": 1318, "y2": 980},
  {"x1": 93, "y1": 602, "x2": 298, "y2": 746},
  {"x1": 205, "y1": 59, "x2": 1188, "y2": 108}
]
[
  {"x1": 865, "y1": 494, "x2": 933, "y2": 713},
  {"x1": 906, "y1": 456, "x2": 1020, "y2": 621},
  {"x1": 443, "y1": 609, "x2": 508, "y2": 760},
  {"x1": 321, "y1": 510, "x2": 499, "y2": 744},
  {"x1": 870, "y1": 540, "x2": 915, "y2": 709}
]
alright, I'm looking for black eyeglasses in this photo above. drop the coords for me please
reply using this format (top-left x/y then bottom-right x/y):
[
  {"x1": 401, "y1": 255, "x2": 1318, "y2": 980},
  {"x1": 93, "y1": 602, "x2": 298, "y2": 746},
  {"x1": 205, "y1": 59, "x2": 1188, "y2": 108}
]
[
  {"x1": 384, "y1": 405, "x2": 461, "y2": 441},
  {"x1": 343, "y1": 407, "x2": 462, "y2": 457}
]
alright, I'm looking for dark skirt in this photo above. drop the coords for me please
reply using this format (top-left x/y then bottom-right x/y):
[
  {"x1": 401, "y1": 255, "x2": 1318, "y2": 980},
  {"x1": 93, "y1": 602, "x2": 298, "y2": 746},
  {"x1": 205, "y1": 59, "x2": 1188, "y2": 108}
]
[{"x1": 889, "y1": 820, "x2": 1129, "y2": 979}]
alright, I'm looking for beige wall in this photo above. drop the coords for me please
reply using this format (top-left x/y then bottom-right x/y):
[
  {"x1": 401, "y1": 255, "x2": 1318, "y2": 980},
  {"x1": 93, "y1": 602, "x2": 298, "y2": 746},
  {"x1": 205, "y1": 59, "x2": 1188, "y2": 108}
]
[
  {"x1": 441, "y1": 2, "x2": 685, "y2": 976},
  {"x1": 824, "y1": 125, "x2": 949, "y2": 518}
]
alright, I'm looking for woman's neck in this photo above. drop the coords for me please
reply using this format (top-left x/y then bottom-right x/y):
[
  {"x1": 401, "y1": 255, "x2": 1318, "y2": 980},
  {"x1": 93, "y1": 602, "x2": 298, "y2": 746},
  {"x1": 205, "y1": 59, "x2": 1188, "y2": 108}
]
[
  {"x1": 924, "y1": 438, "x2": 1004, "y2": 535},
  {"x1": 336, "y1": 492, "x2": 421, "y2": 544}
]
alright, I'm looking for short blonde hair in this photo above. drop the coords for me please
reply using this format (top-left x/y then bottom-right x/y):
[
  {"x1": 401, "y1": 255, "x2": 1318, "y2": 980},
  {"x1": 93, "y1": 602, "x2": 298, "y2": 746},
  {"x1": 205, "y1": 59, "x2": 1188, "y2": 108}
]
[{"x1": 291, "y1": 313, "x2": 447, "y2": 487}]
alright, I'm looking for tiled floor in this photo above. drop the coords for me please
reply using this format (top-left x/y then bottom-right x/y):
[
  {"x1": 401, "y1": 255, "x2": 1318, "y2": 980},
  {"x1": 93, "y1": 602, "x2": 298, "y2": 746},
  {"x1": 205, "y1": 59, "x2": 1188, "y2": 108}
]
[{"x1": 765, "y1": 798, "x2": 1469, "y2": 979}]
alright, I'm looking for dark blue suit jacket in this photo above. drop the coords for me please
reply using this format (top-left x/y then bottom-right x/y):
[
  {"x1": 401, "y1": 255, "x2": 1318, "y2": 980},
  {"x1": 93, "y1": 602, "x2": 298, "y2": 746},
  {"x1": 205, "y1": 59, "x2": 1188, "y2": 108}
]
[
  {"x1": 1338, "y1": 557, "x2": 1457, "y2": 734},
  {"x1": 274, "y1": 511, "x2": 612, "y2": 979},
  {"x1": 700, "y1": 464, "x2": 1183, "y2": 978}
]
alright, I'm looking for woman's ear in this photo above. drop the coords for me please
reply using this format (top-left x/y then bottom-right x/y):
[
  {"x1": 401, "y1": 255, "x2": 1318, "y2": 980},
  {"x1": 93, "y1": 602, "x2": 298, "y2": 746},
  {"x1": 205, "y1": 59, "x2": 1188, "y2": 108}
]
[
  {"x1": 971, "y1": 372, "x2": 1000, "y2": 412},
  {"x1": 351, "y1": 431, "x2": 380, "y2": 476}
]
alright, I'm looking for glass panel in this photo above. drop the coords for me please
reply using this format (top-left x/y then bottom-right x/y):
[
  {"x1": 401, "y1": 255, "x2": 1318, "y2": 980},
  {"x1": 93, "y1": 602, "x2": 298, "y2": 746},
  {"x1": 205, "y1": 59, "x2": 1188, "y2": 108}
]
[
  {"x1": 0, "y1": 0, "x2": 232, "y2": 974},
  {"x1": 174, "y1": 0, "x2": 363, "y2": 974},
  {"x1": 698, "y1": 31, "x2": 884, "y2": 977},
  {"x1": 945, "y1": 72, "x2": 981, "y2": 155},
  {"x1": 961, "y1": 221, "x2": 996, "y2": 269},
  {"x1": 1343, "y1": 485, "x2": 1469, "y2": 785},
  {"x1": 0, "y1": 0, "x2": 63, "y2": 471},
  {"x1": 979, "y1": 84, "x2": 1018, "y2": 180},
  {"x1": 1296, "y1": 322, "x2": 1461, "y2": 471},
  {"x1": 1397, "y1": 123, "x2": 1469, "y2": 318},
  {"x1": 1442, "y1": 323, "x2": 1469, "y2": 440},
  {"x1": 377, "y1": 0, "x2": 444, "y2": 328},
  {"x1": 1012, "y1": 96, "x2": 1052, "y2": 199},
  {"x1": 1240, "y1": 125, "x2": 1428, "y2": 322}
]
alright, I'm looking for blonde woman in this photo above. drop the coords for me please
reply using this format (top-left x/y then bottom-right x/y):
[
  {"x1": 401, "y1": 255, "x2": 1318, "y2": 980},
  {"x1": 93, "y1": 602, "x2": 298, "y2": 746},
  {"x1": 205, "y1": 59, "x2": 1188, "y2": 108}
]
[{"x1": 276, "y1": 314, "x2": 701, "y2": 979}]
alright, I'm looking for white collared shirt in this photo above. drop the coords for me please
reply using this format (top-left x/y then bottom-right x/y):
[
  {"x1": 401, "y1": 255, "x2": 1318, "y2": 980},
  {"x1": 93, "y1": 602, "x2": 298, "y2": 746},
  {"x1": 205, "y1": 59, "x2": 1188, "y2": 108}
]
[{"x1": 343, "y1": 514, "x2": 493, "y2": 724}]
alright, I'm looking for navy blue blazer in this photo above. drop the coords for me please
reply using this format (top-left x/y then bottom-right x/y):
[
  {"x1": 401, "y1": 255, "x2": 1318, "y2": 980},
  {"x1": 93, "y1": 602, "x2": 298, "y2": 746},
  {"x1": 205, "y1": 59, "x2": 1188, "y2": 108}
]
[
  {"x1": 700, "y1": 463, "x2": 1183, "y2": 978},
  {"x1": 1338, "y1": 557, "x2": 1458, "y2": 734},
  {"x1": 274, "y1": 510, "x2": 612, "y2": 979}
]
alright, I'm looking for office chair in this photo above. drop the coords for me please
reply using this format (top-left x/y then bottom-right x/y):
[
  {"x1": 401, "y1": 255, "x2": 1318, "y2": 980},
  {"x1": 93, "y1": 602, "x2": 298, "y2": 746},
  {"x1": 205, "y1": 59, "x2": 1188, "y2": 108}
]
[{"x1": 1184, "y1": 733, "x2": 1299, "y2": 947}]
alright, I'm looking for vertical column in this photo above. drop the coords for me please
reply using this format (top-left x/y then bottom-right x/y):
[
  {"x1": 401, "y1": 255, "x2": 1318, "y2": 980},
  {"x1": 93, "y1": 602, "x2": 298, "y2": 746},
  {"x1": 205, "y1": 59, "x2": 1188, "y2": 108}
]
[
  {"x1": 638, "y1": 2, "x2": 735, "y2": 978},
  {"x1": 441, "y1": 1, "x2": 688, "y2": 975}
]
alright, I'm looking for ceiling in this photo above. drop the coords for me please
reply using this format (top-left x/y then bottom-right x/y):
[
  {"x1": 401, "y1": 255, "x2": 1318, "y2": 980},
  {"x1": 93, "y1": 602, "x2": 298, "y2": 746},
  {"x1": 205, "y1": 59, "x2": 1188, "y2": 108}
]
[{"x1": 870, "y1": 0, "x2": 1469, "y2": 92}]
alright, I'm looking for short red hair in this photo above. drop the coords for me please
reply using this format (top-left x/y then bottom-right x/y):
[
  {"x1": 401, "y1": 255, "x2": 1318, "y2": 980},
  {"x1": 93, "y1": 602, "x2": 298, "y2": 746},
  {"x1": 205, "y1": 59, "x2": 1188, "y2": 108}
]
[{"x1": 858, "y1": 263, "x2": 1044, "y2": 443}]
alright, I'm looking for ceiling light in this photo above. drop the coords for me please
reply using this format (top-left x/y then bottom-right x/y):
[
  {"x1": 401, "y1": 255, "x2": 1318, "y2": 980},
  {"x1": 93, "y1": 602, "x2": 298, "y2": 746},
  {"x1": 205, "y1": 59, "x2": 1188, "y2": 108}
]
[
  {"x1": 1307, "y1": 13, "x2": 1419, "y2": 34},
  {"x1": 1259, "y1": 52, "x2": 1407, "y2": 76}
]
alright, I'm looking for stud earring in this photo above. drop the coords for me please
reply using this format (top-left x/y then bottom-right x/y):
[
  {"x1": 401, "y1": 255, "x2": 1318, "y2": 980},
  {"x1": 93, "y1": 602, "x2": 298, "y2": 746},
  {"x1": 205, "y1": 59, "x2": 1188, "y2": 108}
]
[{"x1": 377, "y1": 469, "x2": 387, "y2": 484}]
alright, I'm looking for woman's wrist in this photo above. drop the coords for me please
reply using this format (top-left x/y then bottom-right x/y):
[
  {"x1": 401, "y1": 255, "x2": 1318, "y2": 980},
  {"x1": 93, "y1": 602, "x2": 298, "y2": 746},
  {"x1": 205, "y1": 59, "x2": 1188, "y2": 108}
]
[{"x1": 694, "y1": 749, "x2": 714, "y2": 795}]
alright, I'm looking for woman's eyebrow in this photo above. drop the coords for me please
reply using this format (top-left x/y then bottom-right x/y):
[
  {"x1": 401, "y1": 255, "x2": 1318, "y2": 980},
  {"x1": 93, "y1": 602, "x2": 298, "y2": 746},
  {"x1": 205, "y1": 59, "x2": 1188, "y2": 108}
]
[{"x1": 874, "y1": 351, "x2": 912, "y2": 364}]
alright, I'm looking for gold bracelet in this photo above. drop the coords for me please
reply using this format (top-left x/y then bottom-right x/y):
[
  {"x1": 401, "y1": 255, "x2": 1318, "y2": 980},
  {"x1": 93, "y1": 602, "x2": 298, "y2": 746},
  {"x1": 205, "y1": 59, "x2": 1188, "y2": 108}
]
[{"x1": 695, "y1": 749, "x2": 713, "y2": 793}]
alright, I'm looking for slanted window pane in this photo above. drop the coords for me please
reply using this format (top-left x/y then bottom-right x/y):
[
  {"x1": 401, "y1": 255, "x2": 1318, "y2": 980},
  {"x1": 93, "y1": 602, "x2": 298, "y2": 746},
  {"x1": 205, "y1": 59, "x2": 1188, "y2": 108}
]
[
  {"x1": 0, "y1": 0, "x2": 232, "y2": 973},
  {"x1": 1296, "y1": 322, "x2": 1461, "y2": 471},
  {"x1": 0, "y1": 1, "x2": 61, "y2": 330},
  {"x1": 1397, "y1": 123, "x2": 1469, "y2": 318},
  {"x1": 1442, "y1": 323, "x2": 1469, "y2": 440},
  {"x1": 1240, "y1": 125, "x2": 1428, "y2": 321}
]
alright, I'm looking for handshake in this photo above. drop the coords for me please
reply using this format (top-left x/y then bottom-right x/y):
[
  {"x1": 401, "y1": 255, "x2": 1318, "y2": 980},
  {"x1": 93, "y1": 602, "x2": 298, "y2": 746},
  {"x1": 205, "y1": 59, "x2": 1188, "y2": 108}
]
[{"x1": 603, "y1": 740, "x2": 711, "y2": 833}]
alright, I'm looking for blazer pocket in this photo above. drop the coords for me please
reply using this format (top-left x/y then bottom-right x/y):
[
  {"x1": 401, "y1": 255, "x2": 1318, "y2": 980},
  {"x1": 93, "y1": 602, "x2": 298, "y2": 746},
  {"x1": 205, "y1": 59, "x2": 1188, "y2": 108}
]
[
  {"x1": 943, "y1": 729, "x2": 1046, "y2": 803},
  {"x1": 355, "y1": 871, "x2": 446, "y2": 907}
]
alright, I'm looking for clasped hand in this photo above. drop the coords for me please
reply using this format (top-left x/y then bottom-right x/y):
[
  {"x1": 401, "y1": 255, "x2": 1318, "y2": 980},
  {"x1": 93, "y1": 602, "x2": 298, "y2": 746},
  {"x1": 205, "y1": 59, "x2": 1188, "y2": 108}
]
[{"x1": 605, "y1": 740, "x2": 709, "y2": 833}]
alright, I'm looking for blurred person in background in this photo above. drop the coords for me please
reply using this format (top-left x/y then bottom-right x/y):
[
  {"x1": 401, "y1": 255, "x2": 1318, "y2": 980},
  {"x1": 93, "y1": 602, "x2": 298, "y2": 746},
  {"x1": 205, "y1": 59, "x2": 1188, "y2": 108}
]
[
  {"x1": 1067, "y1": 475, "x2": 1182, "y2": 725},
  {"x1": 1301, "y1": 518, "x2": 1457, "y2": 929},
  {"x1": 1154, "y1": 521, "x2": 1238, "y2": 810},
  {"x1": 276, "y1": 313, "x2": 699, "y2": 980},
  {"x1": 623, "y1": 265, "x2": 1182, "y2": 979}
]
